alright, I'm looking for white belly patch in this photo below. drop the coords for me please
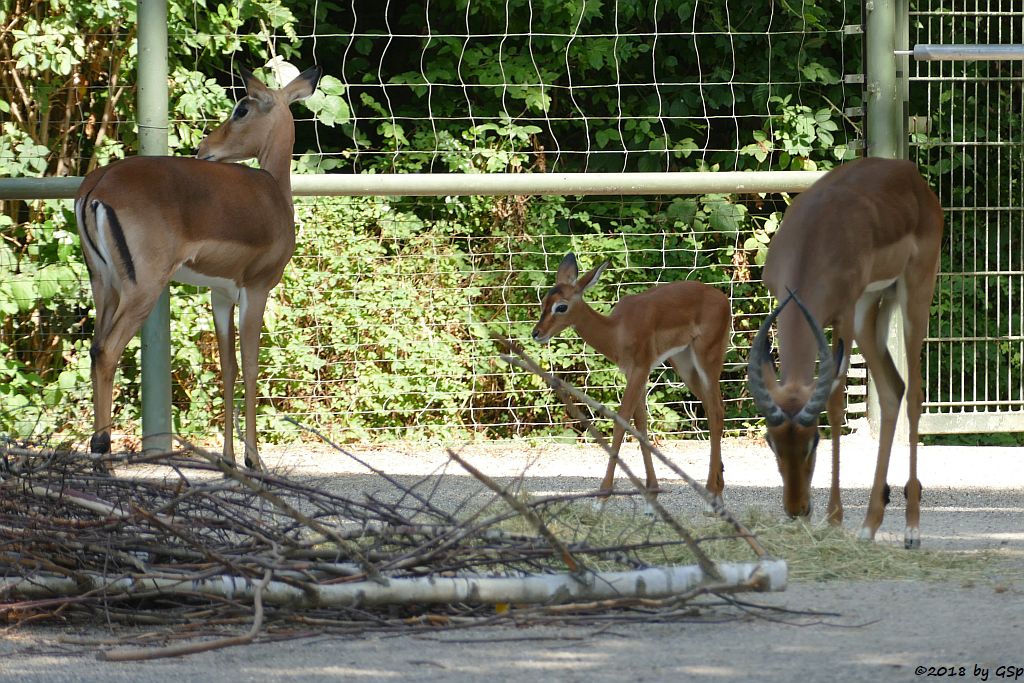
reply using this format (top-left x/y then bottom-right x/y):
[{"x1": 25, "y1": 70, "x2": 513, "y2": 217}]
[
  {"x1": 173, "y1": 265, "x2": 240, "y2": 303},
  {"x1": 864, "y1": 277, "x2": 897, "y2": 293}
]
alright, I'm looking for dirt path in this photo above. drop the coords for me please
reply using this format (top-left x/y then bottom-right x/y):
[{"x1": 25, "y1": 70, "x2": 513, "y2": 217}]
[{"x1": 3, "y1": 425, "x2": 1022, "y2": 682}]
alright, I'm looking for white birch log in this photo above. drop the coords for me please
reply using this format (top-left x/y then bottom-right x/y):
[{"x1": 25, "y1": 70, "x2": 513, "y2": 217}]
[{"x1": 1, "y1": 559, "x2": 785, "y2": 608}]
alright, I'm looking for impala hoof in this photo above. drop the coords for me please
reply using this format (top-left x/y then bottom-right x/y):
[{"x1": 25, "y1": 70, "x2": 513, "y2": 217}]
[
  {"x1": 702, "y1": 495, "x2": 724, "y2": 517},
  {"x1": 904, "y1": 527, "x2": 921, "y2": 550},
  {"x1": 643, "y1": 501, "x2": 656, "y2": 517},
  {"x1": 90, "y1": 431, "x2": 111, "y2": 456},
  {"x1": 89, "y1": 432, "x2": 112, "y2": 472},
  {"x1": 91, "y1": 460, "x2": 113, "y2": 476},
  {"x1": 857, "y1": 526, "x2": 876, "y2": 542}
]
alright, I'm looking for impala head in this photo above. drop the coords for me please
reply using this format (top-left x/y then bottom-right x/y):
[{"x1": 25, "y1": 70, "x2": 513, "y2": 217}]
[
  {"x1": 196, "y1": 65, "x2": 322, "y2": 165},
  {"x1": 746, "y1": 292, "x2": 842, "y2": 518},
  {"x1": 532, "y1": 252, "x2": 609, "y2": 344}
]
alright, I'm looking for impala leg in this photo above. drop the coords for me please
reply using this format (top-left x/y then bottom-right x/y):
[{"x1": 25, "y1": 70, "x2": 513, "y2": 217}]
[
  {"x1": 211, "y1": 289, "x2": 239, "y2": 467},
  {"x1": 632, "y1": 399, "x2": 659, "y2": 516},
  {"x1": 85, "y1": 273, "x2": 116, "y2": 456},
  {"x1": 87, "y1": 287, "x2": 116, "y2": 458},
  {"x1": 854, "y1": 292, "x2": 905, "y2": 542},
  {"x1": 89, "y1": 282, "x2": 167, "y2": 467},
  {"x1": 670, "y1": 350, "x2": 725, "y2": 515},
  {"x1": 827, "y1": 317, "x2": 851, "y2": 528},
  {"x1": 903, "y1": 356, "x2": 924, "y2": 550},
  {"x1": 597, "y1": 372, "x2": 648, "y2": 508},
  {"x1": 597, "y1": 413, "x2": 625, "y2": 504},
  {"x1": 700, "y1": 382, "x2": 725, "y2": 515},
  {"x1": 237, "y1": 288, "x2": 268, "y2": 471},
  {"x1": 825, "y1": 375, "x2": 846, "y2": 526},
  {"x1": 901, "y1": 275, "x2": 934, "y2": 550}
]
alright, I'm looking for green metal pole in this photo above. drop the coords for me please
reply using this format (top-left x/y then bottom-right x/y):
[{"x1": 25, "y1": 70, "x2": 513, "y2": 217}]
[
  {"x1": 866, "y1": 0, "x2": 900, "y2": 159},
  {"x1": 895, "y1": 0, "x2": 910, "y2": 161},
  {"x1": 865, "y1": 0, "x2": 910, "y2": 442},
  {"x1": 137, "y1": 0, "x2": 172, "y2": 454}
]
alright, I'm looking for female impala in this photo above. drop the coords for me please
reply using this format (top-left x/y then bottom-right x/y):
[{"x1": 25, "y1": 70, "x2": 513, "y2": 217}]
[
  {"x1": 75, "y1": 65, "x2": 322, "y2": 470},
  {"x1": 533, "y1": 253, "x2": 731, "y2": 511}
]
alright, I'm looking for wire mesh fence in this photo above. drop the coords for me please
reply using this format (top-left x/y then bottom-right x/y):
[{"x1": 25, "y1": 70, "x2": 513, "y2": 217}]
[{"x1": 300, "y1": 0, "x2": 862, "y2": 174}]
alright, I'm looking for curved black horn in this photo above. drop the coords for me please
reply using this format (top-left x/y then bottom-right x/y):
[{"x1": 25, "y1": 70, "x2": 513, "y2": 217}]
[
  {"x1": 789, "y1": 291, "x2": 836, "y2": 427},
  {"x1": 746, "y1": 293, "x2": 793, "y2": 427}
]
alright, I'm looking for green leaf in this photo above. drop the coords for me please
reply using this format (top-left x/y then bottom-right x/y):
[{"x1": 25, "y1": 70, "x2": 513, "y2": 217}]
[
  {"x1": 595, "y1": 128, "x2": 621, "y2": 148},
  {"x1": 57, "y1": 369, "x2": 78, "y2": 391},
  {"x1": 8, "y1": 276, "x2": 36, "y2": 312},
  {"x1": 35, "y1": 264, "x2": 76, "y2": 300},
  {"x1": 704, "y1": 196, "x2": 747, "y2": 236},
  {"x1": 667, "y1": 197, "x2": 698, "y2": 226},
  {"x1": 305, "y1": 75, "x2": 350, "y2": 127}
]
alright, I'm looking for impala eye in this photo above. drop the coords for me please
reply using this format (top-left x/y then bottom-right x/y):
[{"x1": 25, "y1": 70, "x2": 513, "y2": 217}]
[
  {"x1": 232, "y1": 102, "x2": 250, "y2": 120},
  {"x1": 553, "y1": 302, "x2": 569, "y2": 314}
]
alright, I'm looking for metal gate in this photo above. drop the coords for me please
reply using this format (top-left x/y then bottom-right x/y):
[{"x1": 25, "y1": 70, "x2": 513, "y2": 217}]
[{"x1": 907, "y1": 1, "x2": 1024, "y2": 434}]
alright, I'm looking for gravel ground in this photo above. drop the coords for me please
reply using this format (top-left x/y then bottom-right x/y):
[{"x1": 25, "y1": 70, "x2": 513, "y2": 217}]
[{"x1": 3, "y1": 420, "x2": 1023, "y2": 682}]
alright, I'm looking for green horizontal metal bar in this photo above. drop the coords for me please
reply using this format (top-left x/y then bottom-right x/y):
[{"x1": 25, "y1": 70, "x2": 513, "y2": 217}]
[
  {"x1": 900, "y1": 44, "x2": 1024, "y2": 61},
  {"x1": 910, "y1": 10, "x2": 1024, "y2": 17},
  {"x1": 910, "y1": 76, "x2": 1024, "y2": 83},
  {"x1": 0, "y1": 171, "x2": 829, "y2": 201},
  {"x1": 290, "y1": 171, "x2": 828, "y2": 196},
  {"x1": 0, "y1": 176, "x2": 82, "y2": 200}
]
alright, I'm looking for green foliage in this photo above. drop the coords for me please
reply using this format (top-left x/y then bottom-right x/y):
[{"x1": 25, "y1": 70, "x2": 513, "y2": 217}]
[
  {"x1": 308, "y1": 0, "x2": 858, "y2": 174},
  {"x1": 8, "y1": 0, "x2": 962, "y2": 445},
  {"x1": 740, "y1": 96, "x2": 852, "y2": 170},
  {"x1": 0, "y1": 206, "x2": 92, "y2": 437},
  {"x1": 249, "y1": 195, "x2": 482, "y2": 440}
]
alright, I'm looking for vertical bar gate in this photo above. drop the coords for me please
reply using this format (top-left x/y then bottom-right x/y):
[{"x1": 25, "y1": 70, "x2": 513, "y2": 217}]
[{"x1": 906, "y1": 2, "x2": 1024, "y2": 434}]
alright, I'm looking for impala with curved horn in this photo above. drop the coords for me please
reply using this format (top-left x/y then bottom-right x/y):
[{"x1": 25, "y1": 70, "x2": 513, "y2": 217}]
[
  {"x1": 746, "y1": 157, "x2": 943, "y2": 548},
  {"x1": 75, "y1": 64, "x2": 322, "y2": 470},
  {"x1": 533, "y1": 253, "x2": 731, "y2": 513}
]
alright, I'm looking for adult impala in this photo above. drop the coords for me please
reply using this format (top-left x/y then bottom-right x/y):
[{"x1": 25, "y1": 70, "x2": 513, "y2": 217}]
[
  {"x1": 746, "y1": 157, "x2": 943, "y2": 548},
  {"x1": 75, "y1": 65, "x2": 322, "y2": 470},
  {"x1": 533, "y1": 253, "x2": 731, "y2": 511}
]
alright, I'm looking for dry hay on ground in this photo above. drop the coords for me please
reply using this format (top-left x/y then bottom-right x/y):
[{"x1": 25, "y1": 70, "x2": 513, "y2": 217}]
[{"x1": 0, "y1": 433, "x2": 1004, "y2": 662}]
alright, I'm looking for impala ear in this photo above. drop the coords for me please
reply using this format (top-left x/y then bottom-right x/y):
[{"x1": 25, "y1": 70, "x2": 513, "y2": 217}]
[
  {"x1": 284, "y1": 65, "x2": 323, "y2": 103},
  {"x1": 239, "y1": 67, "x2": 269, "y2": 95},
  {"x1": 555, "y1": 253, "x2": 579, "y2": 285},
  {"x1": 577, "y1": 260, "x2": 610, "y2": 293},
  {"x1": 238, "y1": 67, "x2": 274, "y2": 111}
]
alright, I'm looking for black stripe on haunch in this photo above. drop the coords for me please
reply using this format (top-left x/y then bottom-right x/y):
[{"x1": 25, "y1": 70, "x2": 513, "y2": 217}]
[{"x1": 102, "y1": 202, "x2": 136, "y2": 284}]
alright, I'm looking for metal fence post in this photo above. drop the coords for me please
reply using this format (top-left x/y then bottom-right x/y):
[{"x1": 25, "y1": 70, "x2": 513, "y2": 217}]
[
  {"x1": 137, "y1": 0, "x2": 172, "y2": 453},
  {"x1": 865, "y1": 0, "x2": 910, "y2": 442}
]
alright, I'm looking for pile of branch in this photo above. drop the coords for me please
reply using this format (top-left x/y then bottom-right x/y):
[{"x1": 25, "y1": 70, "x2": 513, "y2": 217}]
[{"x1": 0, "y1": 343, "x2": 786, "y2": 659}]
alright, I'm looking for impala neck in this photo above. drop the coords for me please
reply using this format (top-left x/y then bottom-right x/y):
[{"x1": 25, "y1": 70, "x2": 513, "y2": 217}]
[
  {"x1": 571, "y1": 301, "x2": 621, "y2": 365},
  {"x1": 258, "y1": 129, "x2": 296, "y2": 204},
  {"x1": 776, "y1": 305, "x2": 819, "y2": 387}
]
